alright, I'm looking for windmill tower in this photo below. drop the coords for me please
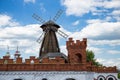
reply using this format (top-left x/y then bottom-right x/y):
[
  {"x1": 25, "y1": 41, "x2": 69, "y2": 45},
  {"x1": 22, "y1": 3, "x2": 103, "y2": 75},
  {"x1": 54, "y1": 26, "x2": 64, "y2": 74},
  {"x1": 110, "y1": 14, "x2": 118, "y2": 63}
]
[{"x1": 33, "y1": 10, "x2": 68, "y2": 59}]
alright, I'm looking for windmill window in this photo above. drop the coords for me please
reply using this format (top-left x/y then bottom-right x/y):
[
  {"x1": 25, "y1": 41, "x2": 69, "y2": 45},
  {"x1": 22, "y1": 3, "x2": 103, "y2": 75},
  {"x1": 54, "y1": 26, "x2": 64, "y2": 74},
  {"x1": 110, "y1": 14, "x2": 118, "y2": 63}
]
[
  {"x1": 49, "y1": 57, "x2": 55, "y2": 59},
  {"x1": 42, "y1": 47, "x2": 44, "y2": 51}
]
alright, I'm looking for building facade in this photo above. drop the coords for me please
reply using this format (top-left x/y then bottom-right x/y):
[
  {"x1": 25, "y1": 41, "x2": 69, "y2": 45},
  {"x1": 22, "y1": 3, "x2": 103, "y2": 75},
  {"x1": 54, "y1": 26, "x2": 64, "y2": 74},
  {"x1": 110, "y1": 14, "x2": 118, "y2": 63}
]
[{"x1": 0, "y1": 38, "x2": 118, "y2": 80}]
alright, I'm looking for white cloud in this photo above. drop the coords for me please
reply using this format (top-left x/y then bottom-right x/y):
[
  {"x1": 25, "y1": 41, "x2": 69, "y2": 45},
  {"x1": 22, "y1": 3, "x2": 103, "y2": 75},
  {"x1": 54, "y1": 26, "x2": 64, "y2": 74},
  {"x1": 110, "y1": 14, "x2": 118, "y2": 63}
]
[
  {"x1": 87, "y1": 46, "x2": 102, "y2": 55},
  {"x1": 70, "y1": 21, "x2": 120, "y2": 40},
  {"x1": 97, "y1": 58, "x2": 120, "y2": 69},
  {"x1": 0, "y1": 24, "x2": 41, "y2": 39},
  {"x1": 61, "y1": 0, "x2": 96, "y2": 16},
  {"x1": 87, "y1": 19, "x2": 104, "y2": 24},
  {"x1": 24, "y1": 0, "x2": 35, "y2": 3},
  {"x1": 103, "y1": 0, "x2": 120, "y2": 9},
  {"x1": 112, "y1": 10, "x2": 120, "y2": 15},
  {"x1": 88, "y1": 39, "x2": 120, "y2": 46},
  {"x1": 0, "y1": 14, "x2": 19, "y2": 27},
  {"x1": 40, "y1": 3, "x2": 46, "y2": 12},
  {"x1": 61, "y1": 0, "x2": 120, "y2": 17},
  {"x1": 0, "y1": 14, "x2": 11, "y2": 26},
  {"x1": 72, "y1": 20, "x2": 80, "y2": 26},
  {"x1": 60, "y1": 45, "x2": 68, "y2": 56},
  {"x1": 108, "y1": 50, "x2": 120, "y2": 54},
  {"x1": 111, "y1": 9, "x2": 120, "y2": 21}
]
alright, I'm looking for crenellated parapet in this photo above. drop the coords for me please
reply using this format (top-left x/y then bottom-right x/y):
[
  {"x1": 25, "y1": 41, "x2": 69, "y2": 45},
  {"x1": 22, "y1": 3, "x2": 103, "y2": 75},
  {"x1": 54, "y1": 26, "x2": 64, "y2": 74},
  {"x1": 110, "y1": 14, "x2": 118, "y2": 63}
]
[
  {"x1": 0, "y1": 56, "x2": 14, "y2": 64},
  {"x1": 42, "y1": 56, "x2": 65, "y2": 64},
  {"x1": 66, "y1": 38, "x2": 87, "y2": 49},
  {"x1": 0, "y1": 56, "x2": 39, "y2": 64},
  {"x1": 87, "y1": 66, "x2": 117, "y2": 73}
]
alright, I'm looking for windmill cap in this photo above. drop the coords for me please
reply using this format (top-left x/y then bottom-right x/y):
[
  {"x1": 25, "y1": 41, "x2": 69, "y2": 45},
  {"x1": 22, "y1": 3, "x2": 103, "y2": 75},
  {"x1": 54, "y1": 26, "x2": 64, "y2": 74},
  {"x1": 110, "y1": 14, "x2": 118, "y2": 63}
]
[{"x1": 40, "y1": 20, "x2": 60, "y2": 29}]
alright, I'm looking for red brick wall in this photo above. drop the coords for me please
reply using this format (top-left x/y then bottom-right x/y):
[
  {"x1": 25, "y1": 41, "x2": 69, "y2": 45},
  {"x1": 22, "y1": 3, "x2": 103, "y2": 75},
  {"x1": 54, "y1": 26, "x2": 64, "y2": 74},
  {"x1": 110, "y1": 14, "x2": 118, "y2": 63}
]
[
  {"x1": 41, "y1": 57, "x2": 65, "y2": 64},
  {"x1": 67, "y1": 38, "x2": 87, "y2": 64}
]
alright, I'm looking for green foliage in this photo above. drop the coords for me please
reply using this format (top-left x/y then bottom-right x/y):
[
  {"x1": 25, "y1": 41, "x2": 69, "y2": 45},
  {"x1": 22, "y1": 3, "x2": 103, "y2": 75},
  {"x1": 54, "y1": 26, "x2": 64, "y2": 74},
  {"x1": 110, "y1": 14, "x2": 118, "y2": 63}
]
[
  {"x1": 118, "y1": 72, "x2": 120, "y2": 79},
  {"x1": 86, "y1": 49, "x2": 102, "y2": 66},
  {"x1": 86, "y1": 50, "x2": 94, "y2": 62}
]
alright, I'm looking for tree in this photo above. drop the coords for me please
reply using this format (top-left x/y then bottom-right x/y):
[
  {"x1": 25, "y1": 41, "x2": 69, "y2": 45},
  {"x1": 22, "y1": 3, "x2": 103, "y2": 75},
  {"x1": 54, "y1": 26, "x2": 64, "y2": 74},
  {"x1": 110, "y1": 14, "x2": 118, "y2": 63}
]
[
  {"x1": 118, "y1": 72, "x2": 120, "y2": 79},
  {"x1": 86, "y1": 50, "x2": 102, "y2": 66}
]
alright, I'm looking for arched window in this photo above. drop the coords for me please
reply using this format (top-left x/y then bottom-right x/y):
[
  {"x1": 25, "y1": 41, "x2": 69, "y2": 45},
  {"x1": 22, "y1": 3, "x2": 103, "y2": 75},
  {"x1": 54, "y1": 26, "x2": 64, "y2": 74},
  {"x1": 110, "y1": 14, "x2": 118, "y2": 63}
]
[
  {"x1": 108, "y1": 77, "x2": 114, "y2": 80},
  {"x1": 97, "y1": 75, "x2": 105, "y2": 80},
  {"x1": 42, "y1": 78, "x2": 47, "y2": 80},
  {"x1": 106, "y1": 75, "x2": 116, "y2": 80},
  {"x1": 100, "y1": 78, "x2": 103, "y2": 80},
  {"x1": 66, "y1": 78, "x2": 75, "y2": 80},
  {"x1": 75, "y1": 53, "x2": 82, "y2": 63},
  {"x1": 14, "y1": 79, "x2": 22, "y2": 80}
]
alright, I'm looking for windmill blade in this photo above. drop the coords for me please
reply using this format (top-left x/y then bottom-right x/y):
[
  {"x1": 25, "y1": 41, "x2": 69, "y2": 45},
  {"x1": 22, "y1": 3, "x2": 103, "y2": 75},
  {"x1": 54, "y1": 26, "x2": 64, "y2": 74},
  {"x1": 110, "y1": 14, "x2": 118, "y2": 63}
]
[
  {"x1": 32, "y1": 13, "x2": 45, "y2": 24},
  {"x1": 37, "y1": 29, "x2": 49, "y2": 44},
  {"x1": 58, "y1": 30, "x2": 68, "y2": 39},
  {"x1": 37, "y1": 32, "x2": 45, "y2": 43},
  {"x1": 53, "y1": 9, "x2": 63, "y2": 22}
]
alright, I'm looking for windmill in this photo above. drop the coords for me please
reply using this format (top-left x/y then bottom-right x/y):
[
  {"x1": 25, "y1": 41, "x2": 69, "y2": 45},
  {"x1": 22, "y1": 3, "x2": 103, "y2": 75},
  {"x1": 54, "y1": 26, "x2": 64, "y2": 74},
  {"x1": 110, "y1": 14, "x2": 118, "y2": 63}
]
[{"x1": 32, "y1": 9, "x2": 68, "y2": 59}]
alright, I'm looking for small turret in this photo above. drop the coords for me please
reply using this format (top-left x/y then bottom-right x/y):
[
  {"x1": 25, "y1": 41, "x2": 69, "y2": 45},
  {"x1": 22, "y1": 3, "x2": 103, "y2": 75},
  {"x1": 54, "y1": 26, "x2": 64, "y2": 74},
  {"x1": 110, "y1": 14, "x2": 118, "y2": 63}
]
[
  {"x1": 14, "y1": 46, "x2": 21, "y2": 59},
  {"x1": 5, "y1": 52, "x2": 10, "y2": 57}
]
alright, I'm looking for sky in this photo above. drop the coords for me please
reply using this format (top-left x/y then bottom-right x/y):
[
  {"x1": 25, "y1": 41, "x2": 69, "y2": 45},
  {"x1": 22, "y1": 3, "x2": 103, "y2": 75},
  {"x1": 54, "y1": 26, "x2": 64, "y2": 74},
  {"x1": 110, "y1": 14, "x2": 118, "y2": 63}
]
[{"x1": 0, "y1": 0, "x2": 120, "y2": 69}]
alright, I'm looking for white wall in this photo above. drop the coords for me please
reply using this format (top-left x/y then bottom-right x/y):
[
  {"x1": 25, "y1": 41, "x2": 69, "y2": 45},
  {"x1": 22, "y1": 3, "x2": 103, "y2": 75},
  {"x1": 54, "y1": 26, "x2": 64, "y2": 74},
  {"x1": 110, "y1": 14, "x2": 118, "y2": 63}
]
[
  {"x1": 0, "y1": 71, "x2": 92, "y2": 80},
  {"x1": 0, "y1": 71, "x2": 118, "y2": 80}
]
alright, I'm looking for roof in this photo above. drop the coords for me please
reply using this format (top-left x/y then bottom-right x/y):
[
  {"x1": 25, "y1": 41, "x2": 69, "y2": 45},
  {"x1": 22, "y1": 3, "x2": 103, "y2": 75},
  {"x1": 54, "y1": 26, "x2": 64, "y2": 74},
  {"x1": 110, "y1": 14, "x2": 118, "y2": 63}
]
[
  {"x1": 40, "y1": 20, "x2": 60, "y2": 29},
  {"x1": 41, "y1": 52, "x2": 68, "y2": 60}
]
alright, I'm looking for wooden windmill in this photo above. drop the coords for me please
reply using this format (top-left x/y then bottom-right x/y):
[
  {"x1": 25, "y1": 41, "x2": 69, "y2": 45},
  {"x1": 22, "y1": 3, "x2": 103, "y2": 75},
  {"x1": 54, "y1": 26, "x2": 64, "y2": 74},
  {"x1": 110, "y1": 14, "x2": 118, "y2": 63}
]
[{"x1": 32, "y1": 9, "x2": 68, "y2": 59}]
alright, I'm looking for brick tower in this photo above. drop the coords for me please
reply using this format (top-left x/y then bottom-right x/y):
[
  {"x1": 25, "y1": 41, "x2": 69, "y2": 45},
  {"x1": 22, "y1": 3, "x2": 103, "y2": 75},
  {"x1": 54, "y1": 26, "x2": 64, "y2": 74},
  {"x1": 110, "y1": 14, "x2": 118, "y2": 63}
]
[{"x1": 66, "y1": 38, "x2": 87, "y2": 64}]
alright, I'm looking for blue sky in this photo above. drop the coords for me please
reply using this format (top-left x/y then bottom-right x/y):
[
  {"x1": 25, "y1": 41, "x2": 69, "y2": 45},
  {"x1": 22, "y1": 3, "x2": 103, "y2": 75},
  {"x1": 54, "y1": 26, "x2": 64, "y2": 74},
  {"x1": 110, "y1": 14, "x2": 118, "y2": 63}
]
[{"x1": 0, "y1": 0, "x2": 120, "y2": 69}]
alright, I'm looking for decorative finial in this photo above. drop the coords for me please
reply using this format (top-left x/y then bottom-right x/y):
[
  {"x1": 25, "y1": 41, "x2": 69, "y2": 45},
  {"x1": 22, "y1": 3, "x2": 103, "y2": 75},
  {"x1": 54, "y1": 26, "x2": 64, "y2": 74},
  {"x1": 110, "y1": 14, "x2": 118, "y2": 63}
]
[
  {"x1": 16, "y1": 45, "x2": 20, "y2": 53},
  {"x1": 17, "y1": 45, "x2": 18, "y2": 51},
  {"x1": 7, "y1": 45, "x2": 9, "y2": 52},
  {"x1": 14, "y1": 45, "x2": 20, "y2": 58},
  {"x1": 5, "y1": 45, "x2": 10, "y2": 56}
]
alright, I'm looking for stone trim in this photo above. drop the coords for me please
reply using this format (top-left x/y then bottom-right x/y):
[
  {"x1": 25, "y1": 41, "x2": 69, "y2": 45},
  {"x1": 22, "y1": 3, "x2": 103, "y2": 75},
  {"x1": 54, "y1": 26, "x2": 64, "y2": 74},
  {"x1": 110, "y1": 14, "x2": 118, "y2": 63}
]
[{"x1": 0, "y1": 71, "x2": 87, "y2": 75}]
